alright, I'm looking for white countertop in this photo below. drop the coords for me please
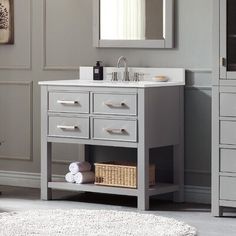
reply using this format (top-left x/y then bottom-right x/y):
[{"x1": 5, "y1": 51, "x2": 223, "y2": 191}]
[{"x1": 38, "y1": 79, "x2": 185, "y2": 88}]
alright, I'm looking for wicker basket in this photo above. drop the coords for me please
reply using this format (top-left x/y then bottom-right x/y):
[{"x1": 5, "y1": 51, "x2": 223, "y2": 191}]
[{"x1": 94, "y1": 162, "x2": 155, "y2": 189}]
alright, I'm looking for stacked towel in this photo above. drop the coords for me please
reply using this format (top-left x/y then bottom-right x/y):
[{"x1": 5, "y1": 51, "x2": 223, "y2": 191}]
[
  {"x1": 65, "y1": 172, "x2": 75, "y2": 183},
  {"x1": 65, "y1": 161, "x2": 94, "y2": 184},
  {"x1": 69, "y1": 162, "x2": 91, "y2": 174},
  {"x1": 74, "y1": 172, "x2": 95, "y2": 184}
]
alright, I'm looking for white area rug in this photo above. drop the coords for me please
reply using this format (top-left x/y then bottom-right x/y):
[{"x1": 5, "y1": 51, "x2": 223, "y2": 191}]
[{"x1": 0, "y1": 209, "x2": 197, "y2": 236}]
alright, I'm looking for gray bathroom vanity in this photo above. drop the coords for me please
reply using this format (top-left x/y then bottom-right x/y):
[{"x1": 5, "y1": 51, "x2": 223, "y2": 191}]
[{"x1": 39, "y1": 67, "x2": 185, "y2": 210}]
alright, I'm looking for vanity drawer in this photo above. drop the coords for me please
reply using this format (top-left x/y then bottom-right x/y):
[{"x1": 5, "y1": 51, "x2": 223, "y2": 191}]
[
  {"x1": 220, "y1": 93, "x2": 236, "y2": 117},
  {"x1": 49, "y1": 92, "x2": 89, "y2": 113},
  {"x1": 92, "y1": 118, "x2": 137, "y2": 142},
  {"x1": 92, "y1": 93, "x2": 137, "y2": 116},
  {"x1": 220, "y1": 176, "x2": 236, "y2": 201},
  {"x1": 48, "y1": 116, "x2": 89, "y2": 139},
  {"x1": 220, "y1": 149, "x2": 236, "y2": 173},
  {"x1": 220, "y1": 121, "x2": 236, "y2": 145}
]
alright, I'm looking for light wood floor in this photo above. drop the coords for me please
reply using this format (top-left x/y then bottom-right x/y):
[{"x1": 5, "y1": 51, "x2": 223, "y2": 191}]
[{"x1": 0, "y1": 185, "x2": 236, "y2": 236}]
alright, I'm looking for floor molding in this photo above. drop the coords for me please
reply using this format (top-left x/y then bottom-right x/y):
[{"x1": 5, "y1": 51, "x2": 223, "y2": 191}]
[
  {"x1": 0, "y1": 170, "x2": 64, "y2": 189},
  {"x1": 0, "y1": 170, "x2": 211, "y2": 204}
]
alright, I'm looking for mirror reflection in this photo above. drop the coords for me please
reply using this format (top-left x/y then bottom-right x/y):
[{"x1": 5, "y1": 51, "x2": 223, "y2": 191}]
[{"x1": 100, "y1": 0, "x2": 164, "y2": 40}]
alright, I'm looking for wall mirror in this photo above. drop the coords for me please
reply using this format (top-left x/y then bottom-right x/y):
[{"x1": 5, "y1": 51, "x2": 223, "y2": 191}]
[{"x1": 93, "y1": 0, "x2": 174, "y2": 48}]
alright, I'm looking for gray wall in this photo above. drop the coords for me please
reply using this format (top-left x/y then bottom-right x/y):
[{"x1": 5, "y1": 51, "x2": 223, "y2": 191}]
[{"x1": 0, "y1": 0, "x2": 212, "y2": 189}]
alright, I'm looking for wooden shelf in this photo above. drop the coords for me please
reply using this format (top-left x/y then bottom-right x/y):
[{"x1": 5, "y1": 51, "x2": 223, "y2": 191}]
[{"x1": 48, "y1": 182, "x2": 179, "y2": 197}]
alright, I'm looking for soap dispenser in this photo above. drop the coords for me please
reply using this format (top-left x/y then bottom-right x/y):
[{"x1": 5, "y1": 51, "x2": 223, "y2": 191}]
[{"x1": 93, "y1": 61, "x2": 103, "y2": 80}]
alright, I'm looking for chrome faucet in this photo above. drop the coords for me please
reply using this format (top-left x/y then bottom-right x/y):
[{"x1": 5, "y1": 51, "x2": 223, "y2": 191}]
[{"x1": 117, "y1": 56, "x2": 129, "y2": 81}]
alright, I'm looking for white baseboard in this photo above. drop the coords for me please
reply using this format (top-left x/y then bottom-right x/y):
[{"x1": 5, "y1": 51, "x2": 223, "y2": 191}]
[
  {"x1": 0, "y1": 170, "x2": 211, "y2": 204},
  {"x1": 0, "y1": 170, "x2": 64, "y2": 189}
]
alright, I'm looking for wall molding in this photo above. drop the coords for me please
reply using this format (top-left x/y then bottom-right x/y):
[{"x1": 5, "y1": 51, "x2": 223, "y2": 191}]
[
  {"x1": 42, "y1": 0, "x2": 79, "y2": 71},
  {"x1": 52, "y1": 144, "x2": 84, "y2": 164},
  {"x1": 0, "y1": 81, "x2": 33, "y2": 161},
  {"x1": 0, "y1": 0, "x2": 32, "y2": 70},
  {"x1": 0, "y1": 81, "x2": 33, "y2": 85},
  {"x1": 0, "y1": 170, "x2": 211, "y2": 204},
  {"x1": 0, "y1": 171, "x2": 64, "y2": 189},
  {"x1": 52, "y1": 160, "x2": 72, "y2": 165}
]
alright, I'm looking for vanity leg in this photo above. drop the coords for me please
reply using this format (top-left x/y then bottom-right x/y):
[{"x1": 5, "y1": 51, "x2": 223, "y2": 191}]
[
  {"x1": 173, "y1": 87, "x2": 184, "y2": 203},
  {"x1": 41, "y1": 142, "x2": 52, "y2": 200},
  {"x1": 212, "y1": 205, "x2": 223, "y2": 217},
  {"x1": 138, "y1": 146, "x2": 150, "y2": 210},
  {"x1": 40, "y1": 86, "x2": 52, "y2": 200},
  {"x1": 173, "y1": 144, "x2": 184, "y2": 202}
]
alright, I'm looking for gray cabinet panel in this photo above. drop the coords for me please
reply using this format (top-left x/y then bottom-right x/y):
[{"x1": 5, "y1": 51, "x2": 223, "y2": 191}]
[
  {"x1": 48, "y1": 116, "x2": 89, "y2": 139},
  {"x1": 92, "y1": 117, "x2": 137, "y2": 142},
  {"x1": 220, "y1": 93, "x2": 236, "y2": 116},
  {"x1": 212, "y1": 0, "x2": 236, "y2": 216},
  {"x1": 49, "y1": 92, "x2": 89, "y2": 113},
  {"x1": 220, "y1": 121, "x2": 236, "y2": 144},
  {"x1": 220, "y1": 149, "x2": 236, "y2": 173},
  {"x1": 92, "y1": 93, "x2": 137, "y2": 116},
  {"x1": 220, "y1": 176, "x2": 236, "y2": 201}
]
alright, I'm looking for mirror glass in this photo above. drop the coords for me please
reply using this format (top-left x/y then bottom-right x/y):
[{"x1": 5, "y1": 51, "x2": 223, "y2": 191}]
[{"x1": 100, "y1": 0, "x2": 164, "y2": 40}]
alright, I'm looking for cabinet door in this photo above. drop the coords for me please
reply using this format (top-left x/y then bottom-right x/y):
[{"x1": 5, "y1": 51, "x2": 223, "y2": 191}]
[{"x1": 220, "y1": 0, "x2": 236, "y2": 79}]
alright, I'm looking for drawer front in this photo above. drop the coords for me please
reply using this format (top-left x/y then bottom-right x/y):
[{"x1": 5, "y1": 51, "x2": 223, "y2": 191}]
[
  {"x1": 220, "y1": 121, "x2": 236, "y2": 145},
  {"x1": 220, "y1": 93, "x2": 236, "y2": 117},
  {"x1": 220, "y1": 149, "x2": 236, "y2": 173},
  {"x1": 220, "y1": 176, "x2": 236, "y2": 201},
  {"x1": 92, "y1": 93, "x2": 137, "y2": 116},
  {"x1": 49, "y1": 92, "x2": 89, "y2": 113},
  {"x1": 48, "y1": 116, "x2": 89, "y2": 139},
  {"x1": 92, "y1": 118, "x2": 137, "y2": 142}
]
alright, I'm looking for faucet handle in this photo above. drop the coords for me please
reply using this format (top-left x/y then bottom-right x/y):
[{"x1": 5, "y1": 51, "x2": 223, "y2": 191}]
[
  {"x1": 133, "y1": 72, "x2": 140, "y2": 82},
  {"x1": 111, "y1": 72, "x2": 118, "y2": 81},
  {"x1": 132, "y1": 72, "x2": 145, "y2": 82}
]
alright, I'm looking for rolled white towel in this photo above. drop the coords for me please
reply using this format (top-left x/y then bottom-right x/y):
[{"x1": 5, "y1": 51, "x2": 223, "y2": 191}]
[
  {"x1": 69, "y1": 162, "x2": 91, "y2": 175},
  {"x1": 74, "y1": 172, "x2": 95, "y2": 184},
  {"x1": 65, "y1": 172, "x2": 75, "y2": 183}
]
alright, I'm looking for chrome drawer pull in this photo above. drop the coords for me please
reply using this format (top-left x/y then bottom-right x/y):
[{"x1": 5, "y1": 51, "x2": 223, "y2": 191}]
[
  {"x1": 105, "y1": 128, "x2": 126, "y2": 134},
  {"x1": 104, "y1": 101, "x2": 126, "y2": 107},
  {"x1": 57, "y1": 125, "x2": 78, "y2": 130},
  {"x1": 57, "y1": 100, "x2": 79, "y2": 105}
]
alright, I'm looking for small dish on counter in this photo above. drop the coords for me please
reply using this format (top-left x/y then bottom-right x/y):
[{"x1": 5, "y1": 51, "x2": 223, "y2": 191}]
[{"x1": 152, "y1": 76, "x2": 169, "y2": 82}]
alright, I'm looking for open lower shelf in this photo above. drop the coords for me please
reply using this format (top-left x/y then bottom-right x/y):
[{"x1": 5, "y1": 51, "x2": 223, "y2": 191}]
[{"x1": 48, "y1": 182, "x2": 179, "y2": 197}]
